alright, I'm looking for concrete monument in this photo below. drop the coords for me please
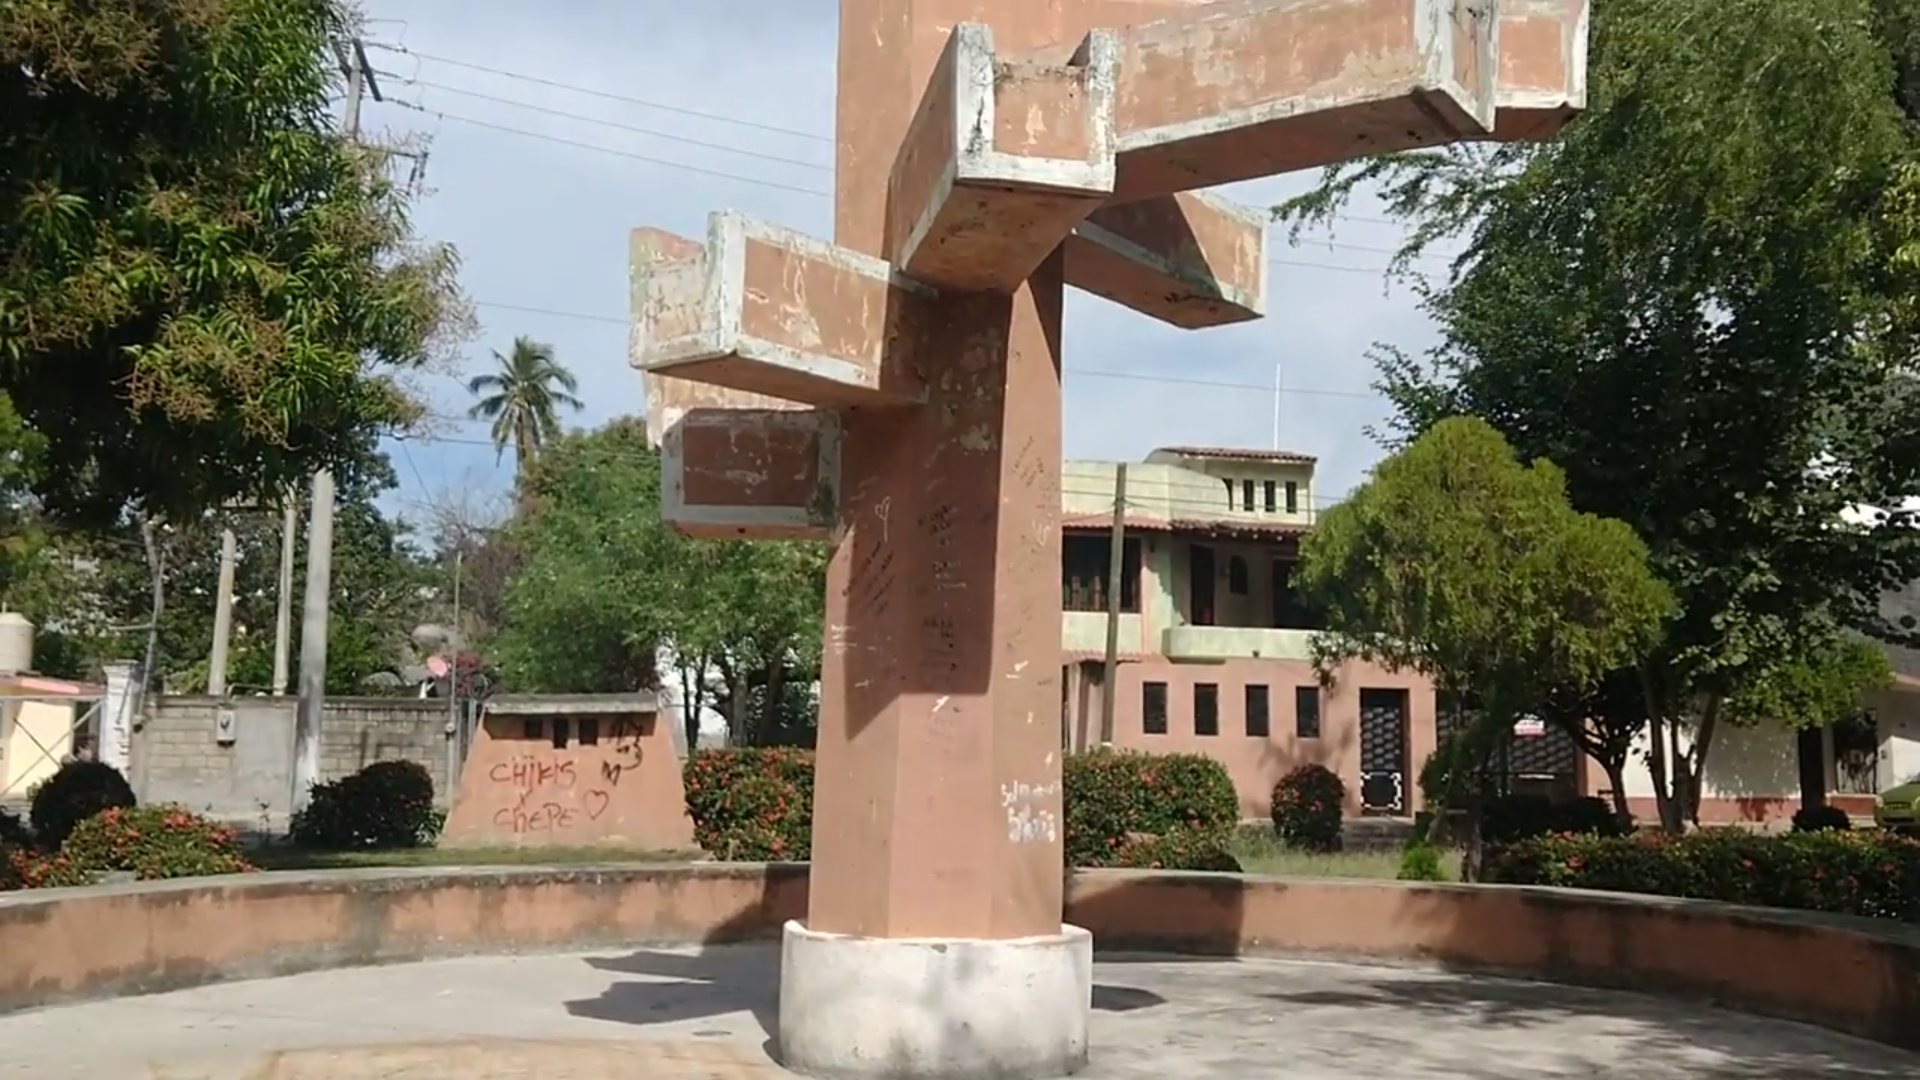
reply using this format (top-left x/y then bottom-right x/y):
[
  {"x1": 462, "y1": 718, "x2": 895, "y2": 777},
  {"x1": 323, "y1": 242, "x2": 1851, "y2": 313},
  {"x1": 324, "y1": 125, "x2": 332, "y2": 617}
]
[{"x1": 630, "y1": 1, "x2": 1588, "y2": 1075}]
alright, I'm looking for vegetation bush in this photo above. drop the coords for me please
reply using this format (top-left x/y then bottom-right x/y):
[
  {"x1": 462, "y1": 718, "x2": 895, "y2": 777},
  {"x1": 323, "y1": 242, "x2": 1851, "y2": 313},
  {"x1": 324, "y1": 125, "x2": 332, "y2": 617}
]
[
  {"x1": 1790, "y1": 804, "x2": 1852, "y2": 833},
  {"x1": 1270, "y1": 764, "x2": 1346, "y2": 853},
  {"x1": 1397, "y1": 842, "x2": 1445, "y2": 881},
  {"x1": 59, "y1": 805, "x2": 253, "y2": 881},
  {"x1": 1112, "y1": 831, "x2": 1243, "y2": 872},
  {"x1": 0, "y1": 806, "x2": 30, "y2": 848},
  {"x1": 683, "y1": 747, "x2": 815, "y2": 861},
  {"x1": 1064, "y1": 749, "x2": 1239, "y2": 869},
  {"x1": 682, "y1": 747, "x2": 1243, "y2": 871},
  {"x1": 29, "y1": 760, "x2": 136, "y2": 851},
  {"x1": 1482, "y1": 828, "x2": 1920, "y2": 922},
  {"x1": 1482, "y1": 793, "x2": 1623, "y2": 844},
  {"x1": 290, "y1": 760, "x2": 437, "y2": 851}
]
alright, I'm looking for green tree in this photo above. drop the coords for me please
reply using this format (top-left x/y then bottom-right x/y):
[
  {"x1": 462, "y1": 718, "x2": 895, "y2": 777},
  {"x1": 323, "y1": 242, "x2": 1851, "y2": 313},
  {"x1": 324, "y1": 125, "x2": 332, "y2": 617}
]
[
  {"x1": 1276, "y1": 0, "x2": 1920, "y2": 829},
  {"x1": 0, "y1": 0, "x2": 468, "y2": 524},
  {"x1": 79, "y1": 442, "x2": 430, "y2": 694},
  {"x1": 1297, "y1": 418, "x2": 1671, "y2": 875},
  {"x1": 492, "y1": 420, "x2": 826, "y2": 749},
  {"x1": 466, "y1": 337, "x2": 583, "y2": 476}
]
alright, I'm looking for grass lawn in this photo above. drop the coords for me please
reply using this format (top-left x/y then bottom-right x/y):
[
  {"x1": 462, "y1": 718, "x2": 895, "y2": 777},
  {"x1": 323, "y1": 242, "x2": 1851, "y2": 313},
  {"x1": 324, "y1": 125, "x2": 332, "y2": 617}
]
[
  {"x1": 246, "y1": 826, "x2": 1438, "y2": 879},
  {"x1": 1228, "y1": 826, "x2": 1448, "y2": 880}
]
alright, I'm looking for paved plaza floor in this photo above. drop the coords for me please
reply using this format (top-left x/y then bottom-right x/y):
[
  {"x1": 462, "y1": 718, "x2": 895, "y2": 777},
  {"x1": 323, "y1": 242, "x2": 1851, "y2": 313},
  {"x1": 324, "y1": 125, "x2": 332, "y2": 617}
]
[{"x1": 1, "y1": 945, "x2": 1912, "y2": 1078}]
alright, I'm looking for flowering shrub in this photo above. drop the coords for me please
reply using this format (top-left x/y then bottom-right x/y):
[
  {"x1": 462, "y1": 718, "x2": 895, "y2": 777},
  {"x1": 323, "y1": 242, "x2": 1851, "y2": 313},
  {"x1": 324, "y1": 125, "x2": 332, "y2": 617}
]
[
  {"x1": 60, "y1": 805, "x2": 254, "y2": 881},
  {"x1": 1112, "y1": 831, "x2": 1243, "y2": 872},
  {"x1": 683, "y1": 747, "x2": 1240, "y2": 871},
  {"x1": 1482, "y1": 827, "x2": 1920, "y2": 922},
  {"x1": 1270, "y1": 764, "x2": 1346, "y2": 852},
  {"x1": 1064, "y1": 749, "x2": 1239, "y2": 870},
  {"x1": 683, "y1": 747, "x2": 814, "y2": 861}
]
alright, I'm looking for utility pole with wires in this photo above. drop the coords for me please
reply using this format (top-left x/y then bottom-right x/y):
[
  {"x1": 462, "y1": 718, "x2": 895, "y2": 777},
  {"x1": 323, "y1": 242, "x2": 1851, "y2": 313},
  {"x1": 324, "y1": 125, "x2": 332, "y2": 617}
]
[
  {"x1": 1097, "y1": 464, "x2": 1129, "y2": 747},
  {"x1": 293, "y1": 36, "x2": 382, "y2": 814}
]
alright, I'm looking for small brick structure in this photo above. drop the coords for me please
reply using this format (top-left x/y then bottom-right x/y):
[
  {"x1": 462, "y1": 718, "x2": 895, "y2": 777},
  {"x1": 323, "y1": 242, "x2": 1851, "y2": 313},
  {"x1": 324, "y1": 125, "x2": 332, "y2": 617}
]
[{"x1": 439, "y1": 694, "x2": 694, "y2": 851}]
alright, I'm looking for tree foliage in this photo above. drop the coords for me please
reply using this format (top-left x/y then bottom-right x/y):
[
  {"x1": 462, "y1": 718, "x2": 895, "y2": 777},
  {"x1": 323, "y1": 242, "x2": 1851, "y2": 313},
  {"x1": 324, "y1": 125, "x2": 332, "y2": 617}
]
[
  {"x1": 1276, "y1": 0, "x2": 1920, "y2": 828},
  {"x1": 76, "y1": 440, "x2": 429, "y2": 693},
  {"x1": 1298, "y1": 418, "x2": 1670, "y2": 869},
  {"x1": 0, "y1": 0, "x2": 469, "y2": 523},
  {"x1": 492, "y1": 420, "x2": 826, "y2": 747}
]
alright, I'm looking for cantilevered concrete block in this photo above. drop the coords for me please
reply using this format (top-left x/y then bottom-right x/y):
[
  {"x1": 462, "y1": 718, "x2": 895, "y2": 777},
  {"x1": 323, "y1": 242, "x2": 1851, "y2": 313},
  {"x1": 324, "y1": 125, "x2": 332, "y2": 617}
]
[
  {"x1": 660, "y1": 407, "x2": 841, "y2": 540},
  {"x1": 886, "y1": 24, "x2": 1119, "y2": 292},
  {"x1": 1063, "y1": 190, "x2": 1267, "y2": 328},
  {"x1": 630, "y1": 227, "x2": 798, "y2": 448},
  {"x1": 1491, "y1": 0, "x2": 1589, "y2": 141},
  {"x1": 1107, "y1": 0, "x2": 1499, "y2": 199},
  {"x1": 634, "y1": 211, "x2": 934, "y2": 409}
]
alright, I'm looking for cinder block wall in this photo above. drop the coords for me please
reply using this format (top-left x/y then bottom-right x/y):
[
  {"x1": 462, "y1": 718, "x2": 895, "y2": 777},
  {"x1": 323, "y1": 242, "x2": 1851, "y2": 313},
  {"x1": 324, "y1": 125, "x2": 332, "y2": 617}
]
[{"x1": 132, "y1": 696, "x2": 451, "y2": 820}]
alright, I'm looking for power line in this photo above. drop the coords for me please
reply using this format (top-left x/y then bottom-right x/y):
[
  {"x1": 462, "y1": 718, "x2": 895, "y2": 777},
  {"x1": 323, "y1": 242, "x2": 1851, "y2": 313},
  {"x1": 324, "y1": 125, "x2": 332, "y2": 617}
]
[
  {"x1": 401, "y1": 76, "x2": 834, "y2": 173},
  {"x1": 366, "y1": 41, "x2": 835, "y2": 144},
  {"x1": 367, "y1": 39, "x2": 1433, "y2": 251},
  {"x1": 457, "y1": 298, "x2": 1383, "y2": 400},
  {"x1": 387, "y1": 429, "x2": 1347, "y2": 511},
  {"x1": 388, "y1": 102, "x2": 830, "y2": 199}
]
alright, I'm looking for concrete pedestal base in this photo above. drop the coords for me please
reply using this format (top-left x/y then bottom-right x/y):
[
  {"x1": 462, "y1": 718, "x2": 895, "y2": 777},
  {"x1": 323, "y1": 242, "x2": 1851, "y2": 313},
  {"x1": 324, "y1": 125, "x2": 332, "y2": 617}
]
[{"x1": 776, "y1": 919, "x2": 1094, "y2": 1079}]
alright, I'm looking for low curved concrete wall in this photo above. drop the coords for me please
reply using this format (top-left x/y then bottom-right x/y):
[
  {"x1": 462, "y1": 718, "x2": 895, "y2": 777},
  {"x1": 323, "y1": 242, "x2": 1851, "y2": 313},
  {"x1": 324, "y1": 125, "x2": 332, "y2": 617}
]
[{"x1": 1, "y1": 866, "x2": 1913, "y2": 1052}]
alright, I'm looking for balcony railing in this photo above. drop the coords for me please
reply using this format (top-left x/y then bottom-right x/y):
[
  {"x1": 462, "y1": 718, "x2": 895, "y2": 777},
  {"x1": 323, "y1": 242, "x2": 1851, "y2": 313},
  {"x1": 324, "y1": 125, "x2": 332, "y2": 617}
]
[{"x1": 1161, "y1": 625, "x2": 1314, "y2": 662}]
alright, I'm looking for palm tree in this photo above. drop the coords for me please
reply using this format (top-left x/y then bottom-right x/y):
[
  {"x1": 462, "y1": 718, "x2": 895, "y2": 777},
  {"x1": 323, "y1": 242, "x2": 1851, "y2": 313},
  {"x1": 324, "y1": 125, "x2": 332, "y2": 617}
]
[{"x1": 466, "y1": 337, "x2": 584, "y2": 474}]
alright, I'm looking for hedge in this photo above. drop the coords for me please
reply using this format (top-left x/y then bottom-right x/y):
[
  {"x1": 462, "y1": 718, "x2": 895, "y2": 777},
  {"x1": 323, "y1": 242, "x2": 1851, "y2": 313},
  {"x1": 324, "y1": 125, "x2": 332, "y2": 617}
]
[
  {"x1": 1483, "y1": 827, "x2": 1920, "y2": 923},
  {"x1": 683, "y1": 746, "x2": 1241, "y2": 871}
]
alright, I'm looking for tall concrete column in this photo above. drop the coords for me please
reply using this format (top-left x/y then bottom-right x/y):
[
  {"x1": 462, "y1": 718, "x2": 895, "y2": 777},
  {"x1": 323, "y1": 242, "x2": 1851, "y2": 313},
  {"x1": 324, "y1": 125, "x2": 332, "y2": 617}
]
[
  {"x1": 100, "y1": 660, "x2": 138, "y2": 777},
  {"x1": 627, "y1": 2, "x2": 1591, "y2": 1074}
]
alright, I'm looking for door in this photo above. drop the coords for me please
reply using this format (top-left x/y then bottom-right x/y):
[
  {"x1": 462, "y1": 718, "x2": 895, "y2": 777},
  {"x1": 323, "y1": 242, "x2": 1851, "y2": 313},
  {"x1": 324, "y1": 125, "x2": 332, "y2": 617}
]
[
  {"x1": 1271, "y1": 560, "x2": 1295, "y2": 628},
  {"x1": 1358, "y1": 688, "x2": 1410, "y2": 815},
  {"x1": 1189, "y1": 544, "x2": 1216, "y2": 626}
]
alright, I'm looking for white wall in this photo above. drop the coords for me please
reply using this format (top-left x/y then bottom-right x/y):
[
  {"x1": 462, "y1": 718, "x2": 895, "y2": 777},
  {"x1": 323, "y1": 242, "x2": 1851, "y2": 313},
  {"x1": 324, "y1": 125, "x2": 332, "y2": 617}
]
[{"x1": 1617, "y1": 718, "x2": 1800, "y2": 801}]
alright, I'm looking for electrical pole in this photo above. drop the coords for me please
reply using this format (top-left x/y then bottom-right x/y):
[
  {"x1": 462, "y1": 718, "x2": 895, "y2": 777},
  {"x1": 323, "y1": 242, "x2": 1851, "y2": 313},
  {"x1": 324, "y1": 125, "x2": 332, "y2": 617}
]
[
  {"x1": 207, "y1": 524, "x2": 238, "y2": 697},
  {"x1": 447, "y1": 547, "x2": 462, "y2": 734},
  {"x1": 271, "y1": 490, "x2": 297, "y2": 695},
  {"x1": 1097, "y1": 464, "x2": 1128, "y2": 747},
  {"x1": 294, "y1": 38, "x2": 382, "y2": 811}
]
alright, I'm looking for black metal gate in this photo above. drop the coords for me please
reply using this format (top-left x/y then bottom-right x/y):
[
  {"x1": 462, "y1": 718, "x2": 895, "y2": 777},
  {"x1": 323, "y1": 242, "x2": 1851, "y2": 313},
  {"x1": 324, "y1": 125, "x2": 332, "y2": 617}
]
[{"x1": 1359, "y1": 688, "x2": 1409, "y2": 815}]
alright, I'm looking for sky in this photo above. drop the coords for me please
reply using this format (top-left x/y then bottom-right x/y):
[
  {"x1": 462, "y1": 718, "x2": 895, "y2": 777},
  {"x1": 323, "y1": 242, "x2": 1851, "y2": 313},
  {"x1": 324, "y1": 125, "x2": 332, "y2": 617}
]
[{"x1": 355, "y1": 0, "x2": 1448, "y2": 523}]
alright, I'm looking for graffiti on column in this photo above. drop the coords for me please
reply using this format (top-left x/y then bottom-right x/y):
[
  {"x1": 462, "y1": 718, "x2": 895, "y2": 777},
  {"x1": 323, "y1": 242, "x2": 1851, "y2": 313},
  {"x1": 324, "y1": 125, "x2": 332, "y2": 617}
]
[
  {"x1": 1002, "y1": 780, "x2": 1058, "y2": 844},
  {"x1": 488, "y1": 754, "x2": 611, "y2": 834},
  {"x1": 598, "y1": 717, "x2": 646, "y2": 788}
]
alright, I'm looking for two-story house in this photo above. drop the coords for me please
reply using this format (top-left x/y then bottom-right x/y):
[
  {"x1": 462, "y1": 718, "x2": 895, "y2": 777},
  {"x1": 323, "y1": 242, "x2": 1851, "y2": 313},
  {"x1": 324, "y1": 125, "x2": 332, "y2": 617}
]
[{"x1": 1056, "y1": 446, "x2": 1438, "y2": 819}]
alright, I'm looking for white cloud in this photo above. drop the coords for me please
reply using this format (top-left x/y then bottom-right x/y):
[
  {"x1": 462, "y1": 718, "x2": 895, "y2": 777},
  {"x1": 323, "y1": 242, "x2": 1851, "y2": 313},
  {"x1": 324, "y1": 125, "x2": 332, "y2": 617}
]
[{"x1": 363, "y1": 0, "x2": 1441, "y2": 511}]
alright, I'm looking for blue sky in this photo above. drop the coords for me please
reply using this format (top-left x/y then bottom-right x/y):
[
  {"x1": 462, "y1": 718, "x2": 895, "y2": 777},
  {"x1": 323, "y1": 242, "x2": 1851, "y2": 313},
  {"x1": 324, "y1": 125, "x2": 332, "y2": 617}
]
[{"x1": 357, "y1": 0, "x2": 1449, "y2": 525}]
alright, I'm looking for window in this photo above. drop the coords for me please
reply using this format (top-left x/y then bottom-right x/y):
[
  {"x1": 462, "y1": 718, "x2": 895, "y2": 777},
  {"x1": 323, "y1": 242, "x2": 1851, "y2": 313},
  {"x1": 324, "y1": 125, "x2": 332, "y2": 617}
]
[
  {"x1": 1284, "y1": 481, "x2": 1299, "y2": 514},
  {"x1": 521, "y1": 717, "x2": 543, "y2": 740},
  {"x1": 1245, "y1": 685, "x2": 1271, "y2": 738},
  {"x1": 1241, "y1": 478, "x2": 1256, "y2": 511},
  {"x1": 1142, "y1": 682, "x2": 1169, "y2": 735},
  {"x1": 579, "y1": 717, "x2": 601, "y2": 745},
  {"x1": 1061, "y1": 534, "x2": 1141, "y2": 613},
  {"x1": 1194, "y1": 683, "x2": 1219, "y2": 736},
  {"x1": 550, "y1": 717, "x2": 572, "y2": 749},
  {"x1": 1222, "y1": 477, "x2": 1234, "y2": 505},
  {"x1": 1294, "y1": 685, "x2": 1322, "y2": 739},
  {"x1": 1227, "y1": 555, "x2": 1249, "y2": 595},
  {"x1": 1263, "y1": 480, "x2": 1277, "y2": 513}
]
